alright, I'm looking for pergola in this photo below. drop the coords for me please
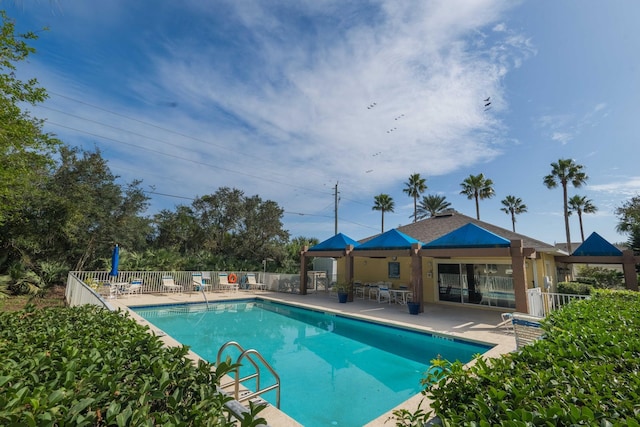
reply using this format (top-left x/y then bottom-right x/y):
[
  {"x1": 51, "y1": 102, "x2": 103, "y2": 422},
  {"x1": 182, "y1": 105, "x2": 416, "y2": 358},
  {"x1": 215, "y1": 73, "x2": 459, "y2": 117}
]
[{"x1": 299, "y1": 229, "x2": 639, "y2": 314}]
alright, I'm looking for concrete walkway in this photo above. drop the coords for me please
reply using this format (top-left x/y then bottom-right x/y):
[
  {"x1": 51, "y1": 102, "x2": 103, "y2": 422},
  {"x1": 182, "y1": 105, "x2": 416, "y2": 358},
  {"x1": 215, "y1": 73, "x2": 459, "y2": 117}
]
[{"x1": 110, "y1": 289, "x2": 516, "y2": 426}]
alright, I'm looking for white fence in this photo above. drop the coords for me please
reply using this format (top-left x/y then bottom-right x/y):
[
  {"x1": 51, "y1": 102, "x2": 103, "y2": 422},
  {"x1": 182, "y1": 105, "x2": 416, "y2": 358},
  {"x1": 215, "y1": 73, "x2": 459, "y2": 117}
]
[
  {"x1": 65, "y1": 272, "x2": 114, "y2": 309},
  {"x1": 527, "y1": 287, "x2": 590, "y2": 317},
  {"x1": 68, "y1": 270, "x2": 305, "y2": 299}
]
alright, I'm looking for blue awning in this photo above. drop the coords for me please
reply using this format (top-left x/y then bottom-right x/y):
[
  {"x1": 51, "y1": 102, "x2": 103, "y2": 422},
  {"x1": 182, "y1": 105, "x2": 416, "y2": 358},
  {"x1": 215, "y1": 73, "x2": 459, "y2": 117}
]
[
  {"x1": 424, "y1": 223, "x2": 510, "y2": 248},
  {"x1": 354, "y1": 229, "x2": 422, "y2": 251},
  {"x1": 308, "y1": 233, "x2": 360, "y2": 251},
  {"x1": 572, "y1": 232, "x2": 622, "y2": 256}
]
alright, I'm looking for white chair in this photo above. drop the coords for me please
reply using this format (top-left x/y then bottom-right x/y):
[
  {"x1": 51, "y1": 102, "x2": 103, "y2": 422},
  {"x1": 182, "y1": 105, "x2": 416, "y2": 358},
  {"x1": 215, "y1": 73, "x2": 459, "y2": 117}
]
[
  {"x1": 246, "y1": 273, "x2": 267, "y2": 291},
  {"x1": 192, "y1": 273, "x2": 212, "y2": 292},
  {"x1": 218, "y1": 273, "x2": 239, "y2": 293},
  {"x1": 162, "y1": 275, "x2": 182, "y2": 293},
  {"x1": 126, "y1": 278, "x2": 143, "y2": 296},
  {"x1": 377, "y1": 286, "x2": 392, "y2": 304}
]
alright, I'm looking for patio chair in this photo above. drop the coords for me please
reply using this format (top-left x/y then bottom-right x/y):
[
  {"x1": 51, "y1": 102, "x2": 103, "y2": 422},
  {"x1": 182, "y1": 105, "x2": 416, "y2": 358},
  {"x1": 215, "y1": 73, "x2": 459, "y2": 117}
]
[
  {"x1": 192, "y1": 272, "x2": 212, "y2": 292},
  {"x1": 126, "y1": 278, "x2": 143, "y2": 297},
  {"x1": 162, "y1": 275, "x2": 182, "y2": 293},
  {"x1": 512, "y1": 313, "x2": 544, "y2": 350},
  {"x1": 246, "y1": 273, "x2": 267, "y2": 291},
  {"x1": 377, "y1": 286, "x2": 392, "y2": 304},
  {"x1": 218, "y1": 272, "x2": 239, "y2": 293}
]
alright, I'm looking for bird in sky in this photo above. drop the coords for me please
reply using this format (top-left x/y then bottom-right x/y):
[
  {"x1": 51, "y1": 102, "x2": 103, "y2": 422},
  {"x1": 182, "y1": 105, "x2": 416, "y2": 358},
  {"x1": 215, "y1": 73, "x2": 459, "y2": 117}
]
[{"x1": 483, "y1": 97, "x2": 491, "y2": 111}]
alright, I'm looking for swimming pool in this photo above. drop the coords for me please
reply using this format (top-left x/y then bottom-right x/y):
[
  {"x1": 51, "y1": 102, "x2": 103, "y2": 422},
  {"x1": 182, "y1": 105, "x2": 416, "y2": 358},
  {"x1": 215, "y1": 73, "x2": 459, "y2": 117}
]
[{"x1": 133, "y1": 299, "x2": 492, "y2": 426}]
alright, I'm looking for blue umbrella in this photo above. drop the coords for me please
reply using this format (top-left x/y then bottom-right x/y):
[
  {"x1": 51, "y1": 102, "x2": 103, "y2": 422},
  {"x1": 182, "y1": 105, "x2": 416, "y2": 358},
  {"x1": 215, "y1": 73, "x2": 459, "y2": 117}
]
[{"x1": 109, "y1": 244, "x2": 120, "y2": 279}]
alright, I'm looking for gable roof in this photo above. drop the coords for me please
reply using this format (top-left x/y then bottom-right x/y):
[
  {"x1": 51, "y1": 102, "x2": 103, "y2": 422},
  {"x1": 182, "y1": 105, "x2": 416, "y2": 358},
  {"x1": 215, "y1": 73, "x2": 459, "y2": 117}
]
[
  {"x1": 354, "y1": 228, "x2": 422, "y2": 251},
  {"x1": 424, "y1": 223, "x2": 511, "y2": 248},
  {"x1": 572, "y1": 232, "x2": 623, "y2": 256},
  {"x1": 393, "y1": 210, "x2": 562, "y2": 253},
  {"x1": 308, "y1": 233, "x2": 359, "y2": 251}
]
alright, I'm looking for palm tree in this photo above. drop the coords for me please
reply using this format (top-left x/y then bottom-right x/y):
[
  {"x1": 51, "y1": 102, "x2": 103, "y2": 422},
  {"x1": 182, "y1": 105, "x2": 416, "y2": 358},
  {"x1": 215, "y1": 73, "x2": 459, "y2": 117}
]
[
  {"x1": 543, "y1": 158, "x2": 588, "y2": 253},
  {"x1": 500, "y1": 195, "x2": 527, "y2": 232},
  {"x1": 416, "y1": 194, "x2": 452, "y2": 220},
  {"x1": 372, "y1": 193, "x2": 395, "y2": 233},
  {"x1": 460, "y1": 173, "x2": 495, "y2": 220},
  {"x1": 402, "y1": 173, "x2": 427, "y2": 223},
  {"x1": 568, "y1": 195, "x2": 597, "y2": 242}
]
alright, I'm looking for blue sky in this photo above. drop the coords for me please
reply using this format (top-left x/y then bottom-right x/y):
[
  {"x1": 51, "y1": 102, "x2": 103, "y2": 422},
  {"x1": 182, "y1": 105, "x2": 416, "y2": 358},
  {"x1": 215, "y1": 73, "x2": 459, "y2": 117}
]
[{"x1": 7, "y1": 1, "x2": 640, "y2": 246}]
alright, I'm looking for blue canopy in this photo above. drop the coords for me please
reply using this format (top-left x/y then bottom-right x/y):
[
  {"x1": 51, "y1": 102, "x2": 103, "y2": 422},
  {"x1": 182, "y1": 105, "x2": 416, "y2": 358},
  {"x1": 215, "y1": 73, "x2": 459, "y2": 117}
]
[
  {"x1": 109, "y1": 244, "x2": 120, "y2": 278},
  {"x1": 572, "y1": 232, "x2": 622, "y2": 256},
  {"x1": 308, "y1": 233, "x2": 360, "y2": 251},
  {"x1": 354, "y1": 229, "x2": 422, "y2": 251},
  {"x1": 424, "y1": 223, "x2": 510, "y2": 248}
]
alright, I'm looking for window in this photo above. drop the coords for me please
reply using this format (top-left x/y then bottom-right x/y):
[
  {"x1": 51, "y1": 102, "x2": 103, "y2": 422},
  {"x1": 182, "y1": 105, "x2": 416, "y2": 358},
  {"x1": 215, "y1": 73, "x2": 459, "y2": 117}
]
[{"x1": 388, "y1": 262, "x2": 400, "y2": 278}]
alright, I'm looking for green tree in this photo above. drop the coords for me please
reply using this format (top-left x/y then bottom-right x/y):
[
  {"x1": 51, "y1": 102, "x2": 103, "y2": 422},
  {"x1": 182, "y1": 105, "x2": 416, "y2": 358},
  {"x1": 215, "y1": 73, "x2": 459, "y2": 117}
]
[
  {"x1": 403, "y1": 173, "x2": 427, "y2": 223},
  {"x1": 192, "y1": 187, "x2": 245, "y2": 254},
  {"x1": 372, "y1": 194, "x2": 395, "y2": 233},
  {"x1": 416, "y1": 194, "x2": 452, "y2": 220},
  {"x1": 234, "y1": 195, "x2": 289, "y2": 263},
  {"x1": 543, "y1": 158, "x2": 588, "y2": 253},
  {"x1": 615, "y1": 195, "x2": 640, "y2": 252},
  {"x1": 460, "y1": 173, "x2": 495, "y2": 220},
  {"x1": 568, "y1": 195, "x2": 597, "y2": 242},
  {"x1": 500, "y1": 195, "x2": 527, "y2": 232},
  {"x1": 152, "y1": 206, "x2": 199, "y2": 255},
  {"x1": 0, "y1": 11, "x2": 60, "y2": 225},
  {"x1": 1, "y1": 146, "x2": 150, "y2": 274},
  {"x1": 283, "y1": 236, "x2": 319, "y2": 273}
]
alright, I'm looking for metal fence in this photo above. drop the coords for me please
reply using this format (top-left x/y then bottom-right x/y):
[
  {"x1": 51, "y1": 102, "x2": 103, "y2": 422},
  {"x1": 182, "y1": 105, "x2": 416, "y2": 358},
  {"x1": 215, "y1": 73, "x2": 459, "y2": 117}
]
[
  {"x1": 527, "y1": 287, "x2": 590, "y2": 317},
  {"x1": 65, "y1": 272, "x2": 114, "y2": 309},
  {"x1": 69, "y1": 270, "x2": 307, "y2": 297}
]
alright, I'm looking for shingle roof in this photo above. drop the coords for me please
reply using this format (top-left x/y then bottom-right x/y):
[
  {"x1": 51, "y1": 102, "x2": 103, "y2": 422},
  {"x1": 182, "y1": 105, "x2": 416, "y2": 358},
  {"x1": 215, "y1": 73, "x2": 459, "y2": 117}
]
[{"x1": 383, "y1": 210, "x2": 561, "y2": 253}]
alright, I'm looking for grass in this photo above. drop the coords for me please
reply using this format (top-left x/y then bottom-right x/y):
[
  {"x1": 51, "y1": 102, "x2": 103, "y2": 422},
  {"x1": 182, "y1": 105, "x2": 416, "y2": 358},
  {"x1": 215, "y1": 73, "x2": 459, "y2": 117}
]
[{"x1": 0, "y1": 285, "x2": 67, "y2": 312}]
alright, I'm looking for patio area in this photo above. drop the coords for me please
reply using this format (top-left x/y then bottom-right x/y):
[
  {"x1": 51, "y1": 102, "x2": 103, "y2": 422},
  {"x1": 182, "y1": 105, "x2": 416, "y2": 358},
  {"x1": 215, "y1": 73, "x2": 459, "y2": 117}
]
[{"x1": 108, "y1": 288, "x2": 516, "y2": 426}]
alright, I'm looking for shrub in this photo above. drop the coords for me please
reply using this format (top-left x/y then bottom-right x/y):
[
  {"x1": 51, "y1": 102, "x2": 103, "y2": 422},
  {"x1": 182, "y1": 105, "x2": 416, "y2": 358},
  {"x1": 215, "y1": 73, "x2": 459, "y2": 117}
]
[
  {"x1": 0, "y1": 305, "x2": 266, "y2": 426},
  {"x1": 557, "y1": 281, "x2": 593, "y2": 295},
  {"x1": 576, "y1": 265, "x2": 625, "y2": 289},
  {"x1": 416, "y1": 290, "x2": 640, "y2": 426}
]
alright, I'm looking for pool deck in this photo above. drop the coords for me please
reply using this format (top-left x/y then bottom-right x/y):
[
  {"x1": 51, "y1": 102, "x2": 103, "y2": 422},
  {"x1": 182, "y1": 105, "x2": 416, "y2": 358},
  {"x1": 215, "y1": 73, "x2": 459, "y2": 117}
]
[{"x1": 109, "y1": 289, "x2": 516, "y2": 426}]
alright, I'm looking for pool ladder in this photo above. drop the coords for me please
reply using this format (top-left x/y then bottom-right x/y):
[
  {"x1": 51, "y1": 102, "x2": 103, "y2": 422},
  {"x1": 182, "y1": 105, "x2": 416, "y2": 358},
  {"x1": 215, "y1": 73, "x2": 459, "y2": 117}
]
[{"x1": 217, "y1": 341, "x2": 281, "y2": 409}]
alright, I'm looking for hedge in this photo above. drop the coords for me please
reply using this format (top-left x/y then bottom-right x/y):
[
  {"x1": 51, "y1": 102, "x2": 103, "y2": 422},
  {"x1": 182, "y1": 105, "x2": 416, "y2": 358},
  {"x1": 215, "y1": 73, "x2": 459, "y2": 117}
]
[
  {"x1": 424, "y1": 290, "x2": 640, "y2": 426},
  {"x1": 0, "y1": 305, "x2": 266, "y2": 426}
]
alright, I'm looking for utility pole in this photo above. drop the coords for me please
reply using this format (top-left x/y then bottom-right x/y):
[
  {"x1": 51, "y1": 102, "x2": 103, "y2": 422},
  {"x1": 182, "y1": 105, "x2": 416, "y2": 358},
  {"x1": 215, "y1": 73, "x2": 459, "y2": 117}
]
[{"x1": 334, "y1": 182, "x2": 339, "y2": 235}]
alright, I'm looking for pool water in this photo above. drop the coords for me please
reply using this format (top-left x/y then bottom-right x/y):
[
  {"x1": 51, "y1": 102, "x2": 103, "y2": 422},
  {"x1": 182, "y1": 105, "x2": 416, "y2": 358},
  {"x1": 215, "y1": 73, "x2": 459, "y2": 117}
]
[{"x1": 133, "y1": 300, "x2": 491, "y2": 426}]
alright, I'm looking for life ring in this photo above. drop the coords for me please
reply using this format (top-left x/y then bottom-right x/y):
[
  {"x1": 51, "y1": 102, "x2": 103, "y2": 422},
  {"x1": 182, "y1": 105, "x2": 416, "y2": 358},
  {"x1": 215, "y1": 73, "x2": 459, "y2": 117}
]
[{"x1": 228, "y1": 273, "x2": 238, "y2": 284}]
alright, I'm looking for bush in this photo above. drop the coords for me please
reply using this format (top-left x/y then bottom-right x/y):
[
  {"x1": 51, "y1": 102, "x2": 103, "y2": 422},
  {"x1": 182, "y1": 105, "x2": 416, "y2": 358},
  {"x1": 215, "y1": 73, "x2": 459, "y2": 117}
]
[
  {"x1": 557, "y1": 281, "x2": 593, "y2": 295},
  {"x1": 419, "y1": 290, "x2": 640, "y2": 425},
  {"x1": 576, "y1": 265, "x2": 625, "y2": 289},
  {"x1": 0, "y1": 305, "x2": 266, "y2": 426}
]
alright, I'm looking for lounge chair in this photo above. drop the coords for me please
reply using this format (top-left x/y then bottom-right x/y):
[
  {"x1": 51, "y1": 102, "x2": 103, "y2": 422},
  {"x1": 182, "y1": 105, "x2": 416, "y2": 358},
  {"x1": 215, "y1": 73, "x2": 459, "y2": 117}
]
[
  {"x1": 512, "y1": 313, "x2": 544, "y2": 349},
  {"x1": 126, "y1": 278, "x2": 143, "y2": 296},
  {"x1": 246, "y1": 273, "x2": 267, "y2": 291},
  {"x1": 162, "y1": 275, "x2": 182, "y2": 293},
  {"x1": 218, "y1": 272, "x2": 239, "y2": 293},
  {"x1": 192, "y1": 272, "x2": 212, "y2": 292}
]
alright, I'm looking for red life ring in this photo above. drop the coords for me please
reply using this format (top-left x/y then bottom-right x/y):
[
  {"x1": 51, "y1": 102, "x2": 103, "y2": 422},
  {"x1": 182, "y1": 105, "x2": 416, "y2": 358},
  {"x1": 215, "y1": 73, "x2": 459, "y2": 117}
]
[{"x1": 228, "y1": 273, "x2": 238, "y2": 283}]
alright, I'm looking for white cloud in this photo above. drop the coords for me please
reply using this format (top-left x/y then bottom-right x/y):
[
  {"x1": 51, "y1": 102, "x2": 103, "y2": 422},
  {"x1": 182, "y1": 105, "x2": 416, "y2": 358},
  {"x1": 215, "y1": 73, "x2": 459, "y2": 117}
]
[
  {"x1": 17, "y1": 0, "x2": 537, "y2": 237},
  {"x1": 590, "y1": 178, "x2": 640, "y2": 196}
]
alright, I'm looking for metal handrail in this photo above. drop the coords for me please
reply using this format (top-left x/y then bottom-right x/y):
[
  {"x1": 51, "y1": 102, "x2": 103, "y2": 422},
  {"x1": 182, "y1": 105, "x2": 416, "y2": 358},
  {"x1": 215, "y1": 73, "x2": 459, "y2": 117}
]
[{"x1": 217, "y1": 341, "x2": 281, "y2": 409}]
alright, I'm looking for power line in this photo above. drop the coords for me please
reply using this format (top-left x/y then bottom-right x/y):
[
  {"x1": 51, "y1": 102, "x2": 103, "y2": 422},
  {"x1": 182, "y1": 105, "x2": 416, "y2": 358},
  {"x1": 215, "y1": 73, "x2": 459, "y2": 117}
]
[
  {"x1": 145, "y1": 191, "x2": 376, "y2": 230},
  {"x1": 46, "y1": 120, "x2": 333, "y2": 198},
  {"x1": 44, "y1": 91, "x2": 334, "y2": 183}
]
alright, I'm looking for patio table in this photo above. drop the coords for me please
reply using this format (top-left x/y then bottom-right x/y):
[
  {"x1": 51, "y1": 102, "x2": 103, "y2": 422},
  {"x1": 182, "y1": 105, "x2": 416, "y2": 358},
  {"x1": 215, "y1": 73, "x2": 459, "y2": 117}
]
[{"x1": 389, "y1": 289, "x2": 411, "y2": 305}]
